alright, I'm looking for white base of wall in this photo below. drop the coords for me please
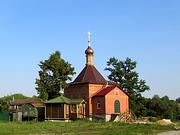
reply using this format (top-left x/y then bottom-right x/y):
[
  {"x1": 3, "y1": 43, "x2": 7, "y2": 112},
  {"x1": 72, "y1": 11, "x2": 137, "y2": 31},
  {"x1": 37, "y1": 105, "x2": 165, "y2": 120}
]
[
  {"x1": 105, "y1": 114, "x2": 111, "y2": 122},
  {"x1": 92, "y1": 114, "x2": 125, "y2": 122},
  {"x1": 92, "y1": 114, "x2": 111, "y2": 121}
]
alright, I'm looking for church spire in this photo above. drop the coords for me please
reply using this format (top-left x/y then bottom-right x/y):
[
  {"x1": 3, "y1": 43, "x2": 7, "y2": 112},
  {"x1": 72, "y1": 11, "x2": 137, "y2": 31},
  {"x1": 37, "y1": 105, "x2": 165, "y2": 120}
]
[{"x1": 85, "y1": 32, "x2": 94, "y2": 65}]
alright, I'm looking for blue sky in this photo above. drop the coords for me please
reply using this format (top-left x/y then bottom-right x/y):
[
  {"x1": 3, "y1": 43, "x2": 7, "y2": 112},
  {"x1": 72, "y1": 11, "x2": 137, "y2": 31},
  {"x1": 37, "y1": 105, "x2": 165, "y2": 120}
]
[{"x1": 0, "y1": 0, "x2": 179, "y2": 99}]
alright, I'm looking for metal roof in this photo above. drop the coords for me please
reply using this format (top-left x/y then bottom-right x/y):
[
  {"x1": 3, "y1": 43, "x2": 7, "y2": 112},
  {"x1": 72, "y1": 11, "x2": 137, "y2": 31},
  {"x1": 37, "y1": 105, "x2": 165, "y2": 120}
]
[
  {"x1": 9, "y1": 98, "x2": 44, "y2": 107},
  {"x1": 45, "y1": 96, "x2": 82, "y2": 104},
  {"x1": 93, "y1": 85, "x2": 129, "y2": 97},
  {"x1": 72, "y1": 65, "x2": 107, "y2": 84},
  {"x1": 94, "y1": 85, "x2": 117, "y2": 96}
]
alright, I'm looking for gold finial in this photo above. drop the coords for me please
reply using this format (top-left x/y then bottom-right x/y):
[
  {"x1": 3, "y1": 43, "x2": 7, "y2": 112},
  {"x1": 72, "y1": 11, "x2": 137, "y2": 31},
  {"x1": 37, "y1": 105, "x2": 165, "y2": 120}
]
[{"x1": 88, "y1": 32, "x2": 90, "y2": 47}]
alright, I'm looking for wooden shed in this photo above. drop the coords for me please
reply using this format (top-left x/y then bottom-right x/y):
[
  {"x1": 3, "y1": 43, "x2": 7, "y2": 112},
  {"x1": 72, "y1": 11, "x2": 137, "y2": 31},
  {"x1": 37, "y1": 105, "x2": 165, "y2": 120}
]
[
  {"x1": 9, "y1": 98, "x2": 44, "y2": 121},
  {"x1": 45, "y1": 96, "x2": 85, "y2": 120}
]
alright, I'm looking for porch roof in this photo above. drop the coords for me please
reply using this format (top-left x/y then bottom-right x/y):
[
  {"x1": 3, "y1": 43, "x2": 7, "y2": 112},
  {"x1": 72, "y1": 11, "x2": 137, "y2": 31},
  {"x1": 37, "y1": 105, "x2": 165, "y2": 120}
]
[{"x1": 45, "y1": 96, "x2": 82, "y2": 104}]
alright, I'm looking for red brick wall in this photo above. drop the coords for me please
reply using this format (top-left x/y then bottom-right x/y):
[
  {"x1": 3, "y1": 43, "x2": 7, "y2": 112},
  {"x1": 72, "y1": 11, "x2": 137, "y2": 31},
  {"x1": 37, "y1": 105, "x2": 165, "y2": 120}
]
[
  {"x1": 65, "y1": 84, "x2": 89, "y2": 99},
  {"x1": 88, "y1": 84, "x2": 105, "y2": 115},
  {"x1": 92, "y1": 96, "x2": 105, "y2": 115},
  {"x1": 105, "y1": 87, "x2": 129, "y2": 115},
  {"x1": 65, "y1": 84, "x2": 89, "y2": 116},
  {"x1": 64, "y1": 83, "x2": 105, "y2": 117},
  {"x1": 64, "y1": 83, "x2": 128, "y2": 117}
]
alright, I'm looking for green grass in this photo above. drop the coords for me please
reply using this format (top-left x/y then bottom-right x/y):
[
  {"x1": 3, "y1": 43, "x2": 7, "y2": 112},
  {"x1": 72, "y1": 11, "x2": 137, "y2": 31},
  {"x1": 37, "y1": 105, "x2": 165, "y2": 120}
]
[{"x1": 0, "y1": 120, "x2": 179, "y2": 135}]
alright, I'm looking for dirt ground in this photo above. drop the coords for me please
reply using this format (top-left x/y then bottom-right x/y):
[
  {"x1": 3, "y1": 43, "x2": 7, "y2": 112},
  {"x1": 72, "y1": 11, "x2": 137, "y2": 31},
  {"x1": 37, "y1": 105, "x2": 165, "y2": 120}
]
[{"x1": 156, "y1": 130, "x2": 180, "y2": 135}]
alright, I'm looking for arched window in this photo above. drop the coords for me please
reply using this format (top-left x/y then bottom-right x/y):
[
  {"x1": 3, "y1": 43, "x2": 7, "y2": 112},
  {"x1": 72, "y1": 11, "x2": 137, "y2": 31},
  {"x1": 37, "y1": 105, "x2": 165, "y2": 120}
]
[{"x1": 114, "y1": 100, "x2": 120, "y2": 113}]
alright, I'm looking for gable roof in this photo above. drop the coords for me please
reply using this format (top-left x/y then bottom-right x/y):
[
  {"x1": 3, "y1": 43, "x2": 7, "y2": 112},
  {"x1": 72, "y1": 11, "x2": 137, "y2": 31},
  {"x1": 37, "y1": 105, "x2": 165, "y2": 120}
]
[
  {"x1": 72, "y1": 65, "x2": 107, "y2": 84},
  {"x1": 93, "y1": 85, "x2": 128, "y2": 97},
  {"x1": 45, "y1": 96, "x2": 82, "y2": 104},
  {"x1": 94, "y1": 85, "x2": 117, "y2": 96}
]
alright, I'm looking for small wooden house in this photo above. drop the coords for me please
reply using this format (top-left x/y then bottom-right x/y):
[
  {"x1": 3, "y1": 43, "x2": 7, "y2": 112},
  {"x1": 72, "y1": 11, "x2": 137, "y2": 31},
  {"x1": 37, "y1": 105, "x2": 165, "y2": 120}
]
[
  {"x1": 9, "y1": 98, "x2": 44, "y2": 109},
  {"x1": 45, "y1": 96, "x2": 85, "y2": 120},
  {"x1": 9, "y1": 98, "x2": 44, "y2": 121}
]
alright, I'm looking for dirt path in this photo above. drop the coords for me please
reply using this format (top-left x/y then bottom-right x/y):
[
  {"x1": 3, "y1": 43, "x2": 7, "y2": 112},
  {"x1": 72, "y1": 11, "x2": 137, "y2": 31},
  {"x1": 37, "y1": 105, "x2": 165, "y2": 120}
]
[{"x1": 156, "y1": 130, "x2": 180, "y2": 135}]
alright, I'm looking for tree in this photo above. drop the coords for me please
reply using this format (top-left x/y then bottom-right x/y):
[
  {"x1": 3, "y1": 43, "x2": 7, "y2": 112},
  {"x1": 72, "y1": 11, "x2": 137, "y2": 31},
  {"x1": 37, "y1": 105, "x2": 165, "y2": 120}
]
[
  {"x1": 176, "y1": 98, "x2": 180, "y2": 116},
  {"x1": 147, "y1": 95, "x2": 178, "y2": 120},
  {"x1": 105, "y1": 57, "x2": 150, "y2": 116},
  {"x1": 35, "y1": 51, "x2": 75, "y2": 100}
]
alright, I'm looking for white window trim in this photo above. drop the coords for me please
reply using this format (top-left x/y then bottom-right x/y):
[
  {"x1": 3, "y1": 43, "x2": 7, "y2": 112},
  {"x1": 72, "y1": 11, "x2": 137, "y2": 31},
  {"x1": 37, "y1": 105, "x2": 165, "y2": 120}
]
[{"x1": 97, "y1": 102, "x2": 101, "y2": 110}]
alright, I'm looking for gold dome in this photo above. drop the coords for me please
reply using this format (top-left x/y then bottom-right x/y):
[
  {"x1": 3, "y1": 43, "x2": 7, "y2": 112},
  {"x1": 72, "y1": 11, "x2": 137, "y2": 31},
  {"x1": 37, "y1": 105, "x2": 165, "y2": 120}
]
[{"x1": 85, "y1": 46, "x2": 94, "y2": 55}]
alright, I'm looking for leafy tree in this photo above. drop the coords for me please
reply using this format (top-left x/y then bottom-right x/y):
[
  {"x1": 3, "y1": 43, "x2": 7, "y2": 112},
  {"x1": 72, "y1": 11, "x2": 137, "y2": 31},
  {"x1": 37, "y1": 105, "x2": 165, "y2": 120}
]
[
  {"x1": 176, "y1": 98, "x2": 180, "y2": 114},
  {"x1": 0, "y1": 100, "x2": 2, "y2": 112},
  {"x1": 146, "y1": 95, "x2": 178, "y2": 120},
  {"x1": 105, "y1": 57, "x2": 150, "y2": 116},
  {"x1": 35, "y1": 51, "x2": 75, "y2": 100},
  {"x1": 133, "y1": 96, "x2": 150, "y2": 117},
  {"x1": 149, "y1": 95, "x2": 168, "y2": 118}
]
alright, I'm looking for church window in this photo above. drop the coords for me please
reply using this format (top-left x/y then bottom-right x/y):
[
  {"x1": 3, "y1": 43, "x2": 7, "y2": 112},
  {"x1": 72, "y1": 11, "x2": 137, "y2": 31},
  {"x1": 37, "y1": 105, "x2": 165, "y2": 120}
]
[{"x1": 114, "y1": 100, "x2": 120, "y2": 113}]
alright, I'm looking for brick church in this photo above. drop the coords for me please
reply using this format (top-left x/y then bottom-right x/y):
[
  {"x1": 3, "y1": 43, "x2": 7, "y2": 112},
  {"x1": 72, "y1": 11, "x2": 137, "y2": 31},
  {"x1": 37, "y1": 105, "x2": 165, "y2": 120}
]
[{"x1": 45, "y1": 33, "x2": 129, "y2": 121}]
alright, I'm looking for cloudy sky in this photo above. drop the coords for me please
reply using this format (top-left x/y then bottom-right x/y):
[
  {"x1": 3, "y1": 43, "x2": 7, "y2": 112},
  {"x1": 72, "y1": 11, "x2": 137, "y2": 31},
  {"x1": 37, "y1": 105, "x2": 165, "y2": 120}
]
[{"x1": 0, "y1": 0, "x2": 179, "y2": 99}]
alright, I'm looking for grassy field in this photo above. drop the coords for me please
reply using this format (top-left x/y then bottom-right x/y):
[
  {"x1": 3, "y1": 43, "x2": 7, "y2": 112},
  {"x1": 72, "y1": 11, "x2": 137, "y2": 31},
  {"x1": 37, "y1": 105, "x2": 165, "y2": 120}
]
[{"x1": 0, "y1": 120, "x2": 179, "y2": 135}]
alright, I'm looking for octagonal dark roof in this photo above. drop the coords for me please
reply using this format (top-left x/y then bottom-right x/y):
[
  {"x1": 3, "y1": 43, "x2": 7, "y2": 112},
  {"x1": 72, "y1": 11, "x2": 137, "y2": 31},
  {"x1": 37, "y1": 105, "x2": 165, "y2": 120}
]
[{"x1": 72, "y1": 65, "x2": 107, "y2": 84}]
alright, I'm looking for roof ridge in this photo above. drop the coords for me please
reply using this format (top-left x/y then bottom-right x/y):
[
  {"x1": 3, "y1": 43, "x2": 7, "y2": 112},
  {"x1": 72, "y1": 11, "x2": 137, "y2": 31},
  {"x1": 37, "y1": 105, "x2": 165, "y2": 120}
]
[
  {"x1": 91, "y1": 66, "x2": 98, "y2": 82},
  {"x1": 93, "y1": 66, "x2": 105, "y2": 82},
  {"x1": 82, "y1": 65, "x2": 88, "y2": 82}
]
